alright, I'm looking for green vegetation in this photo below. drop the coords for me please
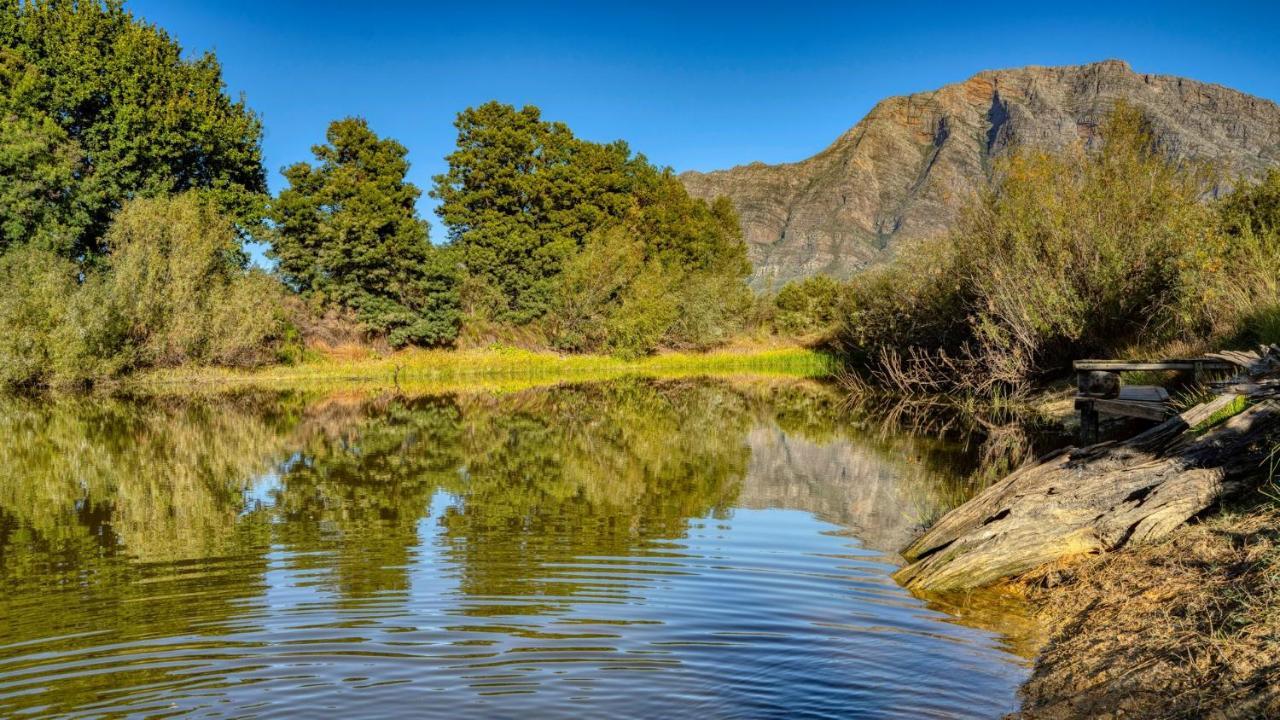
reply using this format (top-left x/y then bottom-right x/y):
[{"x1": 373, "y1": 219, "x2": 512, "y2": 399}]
[
  {"x1": 0, "y1": 0, "x2": 266, "y2": 257},
  {"x1": 136, "y1": 345, "x2": 837, "y2": 392},
  {"x1": 433, "y1": 101, "x2": 751, "y2": 355},
  {"x1": 835, "y1": 103, "x2": 1280, "y2": 397},
  {"x1": 0, "y1": 4, "x2": 762, "y2": 389},
  {"x1": 0, "y1": 194, "x2": 293, "y2": 387},
  {"x1": 771, "y1": 275, "x2": 847, "y2": 337},
  {"x1": 271, "y1": 117, "x2": 459, "y2": 348}
]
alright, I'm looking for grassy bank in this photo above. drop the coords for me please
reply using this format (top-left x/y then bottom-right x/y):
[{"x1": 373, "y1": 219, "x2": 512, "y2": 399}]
[{"x1": 128, "y1": 345, "x2": 838, "y2": 391}]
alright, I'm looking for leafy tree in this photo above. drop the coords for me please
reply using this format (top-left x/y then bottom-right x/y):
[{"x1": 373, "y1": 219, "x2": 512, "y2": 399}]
[
  {"x1": 102, "y1": 193, "x2": 292, "y2": 369},
  {"x1": 774, "y1": 276, "x2": 844, "y2": 336},
  {"x1": 434, "y1": 101, "x2": 751, "y2": 352},
  {"x1": 270, "y1": 118, "x2": 459, "y2": 348},
  {"x1": 432, "y1": 102, "x2": 636, "y2": 324},
  {"x1": 0, "y1": 50, "x2": 83, "y2": 255},
  {"x1": 0, "y1": 194, "x2": 293, "y2": 388},
  {"x1": 0, "y1": 244, "x2": 78, "y2": 386},
  {"x1": 0, "y1": 0, "x2": 266, "y2": 257},
  {"x1": 550, "y1": 172, "x2": 751, "y2": 356}
]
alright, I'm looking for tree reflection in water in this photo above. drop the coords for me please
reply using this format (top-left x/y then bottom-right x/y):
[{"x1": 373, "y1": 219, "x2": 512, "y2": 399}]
[{"x1": 0, "y1": 378, "x2": 1031, "y2": 719}]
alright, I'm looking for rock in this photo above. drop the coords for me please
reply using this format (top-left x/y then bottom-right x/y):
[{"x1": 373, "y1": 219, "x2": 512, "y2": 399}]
[{"x1": 680, "y1": 60, "x2": 1280, "y2": 288}]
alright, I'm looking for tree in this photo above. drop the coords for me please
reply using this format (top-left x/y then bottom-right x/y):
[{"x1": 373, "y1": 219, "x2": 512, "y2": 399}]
[
  {"x1": 270, "y1": 118, "x2": 459, "y2": 348},
  {"x1": 103, "y1": 194, "x2": 291, "y2": 369},
  {"x1": 0, "y1": 0, "x2": 266, "y2": 257},
  {"x1": 431, "y1": 102, "x2": 636, "y2": 324},
  {"x1": 0, "y1": 50, "x2": 84, "y2": 255},
  {"x1": 433, "y1": 101, "x2": 752, "y2": 352},
  {"x1": 774, "y1": 276, "x2": 843, "y2": 336}
]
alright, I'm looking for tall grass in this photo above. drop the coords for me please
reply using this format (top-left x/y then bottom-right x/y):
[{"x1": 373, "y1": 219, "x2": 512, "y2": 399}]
[{"x1": 133, "y1": 345, "x2": 839, "y2": 391}]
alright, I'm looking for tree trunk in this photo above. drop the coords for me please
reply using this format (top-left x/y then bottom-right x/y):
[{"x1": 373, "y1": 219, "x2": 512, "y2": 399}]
[{"x1": 895, "y1": 395, "x2": 1280, "y2": 591}]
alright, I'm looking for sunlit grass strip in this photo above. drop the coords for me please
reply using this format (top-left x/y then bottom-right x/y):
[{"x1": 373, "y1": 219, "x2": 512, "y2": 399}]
[{"x1": 132, "y1": 346, "x2": 838, "y2": 390}]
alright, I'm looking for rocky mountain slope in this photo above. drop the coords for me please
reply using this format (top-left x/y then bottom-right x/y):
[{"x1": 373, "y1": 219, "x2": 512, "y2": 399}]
[{"x1": 680, "y1": 60, "x2": 1280, "y2": 288}]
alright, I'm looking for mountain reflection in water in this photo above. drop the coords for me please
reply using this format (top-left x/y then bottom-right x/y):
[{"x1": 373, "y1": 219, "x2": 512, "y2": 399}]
[{"x1": 0, "y1": 378, "x2": 1031, "y2": 719}]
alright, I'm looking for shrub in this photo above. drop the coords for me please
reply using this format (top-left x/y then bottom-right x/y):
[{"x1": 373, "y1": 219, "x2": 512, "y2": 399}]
[
  {"x1": 773, "y1": 275, "x2": 844, "y2": 336},
  {"x1": 836, "y1": 102, "x2": 1270, "y2": 396},
  {"x1": 0, "y1": 194, "x2": 293, "y2": 388},
  {"x1": 104, "y1": 194, "x2": 291, "y2": 369},
  {"x1": 0, "y1": 245, "x2": 77, "y2": 386}
]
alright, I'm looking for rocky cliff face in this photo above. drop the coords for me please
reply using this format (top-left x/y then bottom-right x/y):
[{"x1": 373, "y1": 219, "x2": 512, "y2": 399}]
[{"x1": 680, "y1": 60, "x2": 1280, "y2": 288}]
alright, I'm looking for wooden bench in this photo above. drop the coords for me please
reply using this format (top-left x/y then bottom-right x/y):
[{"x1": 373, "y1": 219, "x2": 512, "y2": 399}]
[{"x1": 1072, "y1": 358, "x2": 1236, "y2": 443}]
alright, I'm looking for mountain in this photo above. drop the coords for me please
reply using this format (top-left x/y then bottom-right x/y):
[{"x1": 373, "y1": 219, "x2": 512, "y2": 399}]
[{"x1": 680, "y1": 60, "x2": 1280, "y2": 288}]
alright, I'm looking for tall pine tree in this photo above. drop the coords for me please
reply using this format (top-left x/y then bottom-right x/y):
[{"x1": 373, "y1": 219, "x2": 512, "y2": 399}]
[{"x1": 270, "y1": 118, "x2": 458, "y2": 348}]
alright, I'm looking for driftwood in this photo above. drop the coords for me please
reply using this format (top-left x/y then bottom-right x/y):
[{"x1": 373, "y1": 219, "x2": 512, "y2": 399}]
[{"x1": 896, "y1": 347, "x2": 1280, "y2": 592}]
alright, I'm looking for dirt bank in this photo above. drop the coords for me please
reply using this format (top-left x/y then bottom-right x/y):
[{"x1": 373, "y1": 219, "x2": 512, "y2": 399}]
[{"x1": 1012, "y1": 499, "x2": 1280, "y2": 719}]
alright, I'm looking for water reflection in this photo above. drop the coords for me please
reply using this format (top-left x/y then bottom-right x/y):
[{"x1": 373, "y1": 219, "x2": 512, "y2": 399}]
[{"x1": 0, "y1": 378, "x2": 1031, "y2": 718}]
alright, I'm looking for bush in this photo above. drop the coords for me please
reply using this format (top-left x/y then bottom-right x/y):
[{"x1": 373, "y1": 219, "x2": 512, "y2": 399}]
[
  {"x1": 0, "y1": 194, "x2": 293, "y2": 388},
  {"x1": 104, "y1": 194, "x2": 292, "y2": 369},
  {"x1": 773, "y1": 275, "x2": 844, "y2": 336},
  {"x1": 836, "y1": 103, "x2": 1278, "y2": 396},
  {"x1": 0, "y1": 245, "x2": 77, "y2": 386}
]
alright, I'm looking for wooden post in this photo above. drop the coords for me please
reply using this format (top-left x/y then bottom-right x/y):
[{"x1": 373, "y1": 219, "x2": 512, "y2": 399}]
[{"x1": 1076, "y1": 398, "x2": 1101, "y2": 444}]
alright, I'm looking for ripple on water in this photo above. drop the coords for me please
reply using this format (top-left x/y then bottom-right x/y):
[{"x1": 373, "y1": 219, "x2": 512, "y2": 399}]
[{"x1": 0, "y1": 381, "x2": 1033, "y2": 719}]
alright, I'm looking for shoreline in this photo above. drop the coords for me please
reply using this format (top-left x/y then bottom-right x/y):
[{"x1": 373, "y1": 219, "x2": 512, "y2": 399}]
[
  {"x1": 1011, "y1": 497, "x2": 1280, "y2": 718},
  {"x1": 890, "y1": 384, "x2": 1280, "y2": 719},
  {"x1": 118, "y1": 345, "x2": 839, "y2": 392}
]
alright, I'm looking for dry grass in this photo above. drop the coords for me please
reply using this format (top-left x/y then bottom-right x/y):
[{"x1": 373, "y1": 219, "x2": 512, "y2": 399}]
[{"x1": 1015, "y1": 501, "x2": 1280, "y2": 719}]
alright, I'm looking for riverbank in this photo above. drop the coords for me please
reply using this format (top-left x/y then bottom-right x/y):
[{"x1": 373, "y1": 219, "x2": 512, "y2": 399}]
[
  {"x1": 126, "y1": 344, "x2": 838, "y2": 391},
  {"x1": 911, "y1": 383, "x2": 1280, "y2": 718},
  {"x1": 1014, "y1": 496, "x2": 1280, "y2": 719},
  {"x1": 884, "y1": 365, "x2": 1280, "y2": 717}
]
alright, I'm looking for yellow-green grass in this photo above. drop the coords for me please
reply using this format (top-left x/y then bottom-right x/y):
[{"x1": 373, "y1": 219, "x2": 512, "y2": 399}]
[{"x1": 129, "y1": 346, "x2": 838, "y2": 393}]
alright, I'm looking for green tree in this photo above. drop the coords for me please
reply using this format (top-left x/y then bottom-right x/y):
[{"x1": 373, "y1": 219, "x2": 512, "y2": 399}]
[
  {"x1": 270, "y1": 118, "x2": 459, "y2": 348},
  {"x1": 0, "y1": 50, "x2": 84, "y2": 255},
  {"x1": 434, "y1": 101, "x2": 751, "y2": 352},
  {"x1": 774, "y1": 275, "x2": 843, "y2": 336},
  {"x1": 431, "y1": 102, "x2": 636, "y2": 324},
  {"x1": 0, "y1": 0, "x2": 266, "y2": 257},
  {"x1": 551, "y1": 172, "x2": 751, "y2": 356},
  {"x1": 103, "y1": 193, "x2": 292, "y2": 369}
]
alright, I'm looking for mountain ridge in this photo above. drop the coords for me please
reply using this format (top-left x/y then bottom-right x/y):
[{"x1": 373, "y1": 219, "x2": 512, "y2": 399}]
[{"x1": 680, "y1": 60, "x2": 1280, "y2": 288}]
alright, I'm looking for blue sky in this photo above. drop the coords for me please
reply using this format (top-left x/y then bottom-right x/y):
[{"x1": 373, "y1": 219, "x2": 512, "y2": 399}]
[{"x1": 130, "y1": 0, "x2": 1280, "y2": 228}]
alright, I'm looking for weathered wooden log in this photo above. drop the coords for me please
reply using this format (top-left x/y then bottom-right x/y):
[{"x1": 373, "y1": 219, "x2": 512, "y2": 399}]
[{"x1": 895, "y1": 396, "x2": 1280, "y2": 591}]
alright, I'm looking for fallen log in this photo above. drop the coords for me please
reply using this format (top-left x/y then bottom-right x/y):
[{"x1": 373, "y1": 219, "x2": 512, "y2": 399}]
[{"x1": 895, "y1": 396, "x2": 1280, "y2": 591}]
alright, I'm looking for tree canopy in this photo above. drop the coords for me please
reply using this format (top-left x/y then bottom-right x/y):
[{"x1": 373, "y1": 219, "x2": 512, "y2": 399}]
[
  {"x1": 0, "y1": 0, "x2": 266, "y2": 257},
  {"x1": 432, "y1": 101, "x2": 750, "y2": 352},
  {"x1": 431, "y1": 102, "x2": 639, "y2": 324},
  {"x1": 270, "y1": 118, "x2": 459, "y2": 348}
]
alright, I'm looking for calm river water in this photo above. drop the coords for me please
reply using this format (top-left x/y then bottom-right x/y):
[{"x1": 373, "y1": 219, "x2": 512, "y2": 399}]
[{"x1": 0, "y1": 377, "x2": 1033, "y2": 718}]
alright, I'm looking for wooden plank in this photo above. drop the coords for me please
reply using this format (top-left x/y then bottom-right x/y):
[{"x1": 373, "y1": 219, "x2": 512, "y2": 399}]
[
  {"x1": 1118, "y1": 385, "x2": 1170, "y2": 402},
  {"x1": 1073, "y1": 359, "x2": 1235, "y2": 372},
  {"x1": 1092, "y1": 398, "x2": 1175, "y2": 422}
]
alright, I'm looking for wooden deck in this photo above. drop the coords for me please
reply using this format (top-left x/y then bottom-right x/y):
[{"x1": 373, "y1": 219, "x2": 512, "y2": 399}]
[{"x1": 1072, "y1": 357, "x2": 1235, "y2": 443}]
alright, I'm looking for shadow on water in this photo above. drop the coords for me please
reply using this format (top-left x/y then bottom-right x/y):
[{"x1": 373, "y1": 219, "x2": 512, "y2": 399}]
[{"x1": 0, "y1": 377, "x2": 1040, "y2": 719}]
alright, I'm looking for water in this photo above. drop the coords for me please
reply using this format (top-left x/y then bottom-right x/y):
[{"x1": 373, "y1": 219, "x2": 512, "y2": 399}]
[{"x1": 0, "y1": 377, "x2": 1032, "y2": 718}]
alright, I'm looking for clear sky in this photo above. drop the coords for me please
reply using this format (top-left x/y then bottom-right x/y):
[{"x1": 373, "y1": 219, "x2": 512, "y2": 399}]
[{"x1": 128, "y1": 0, "x2": 1280, "y2": 226}]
